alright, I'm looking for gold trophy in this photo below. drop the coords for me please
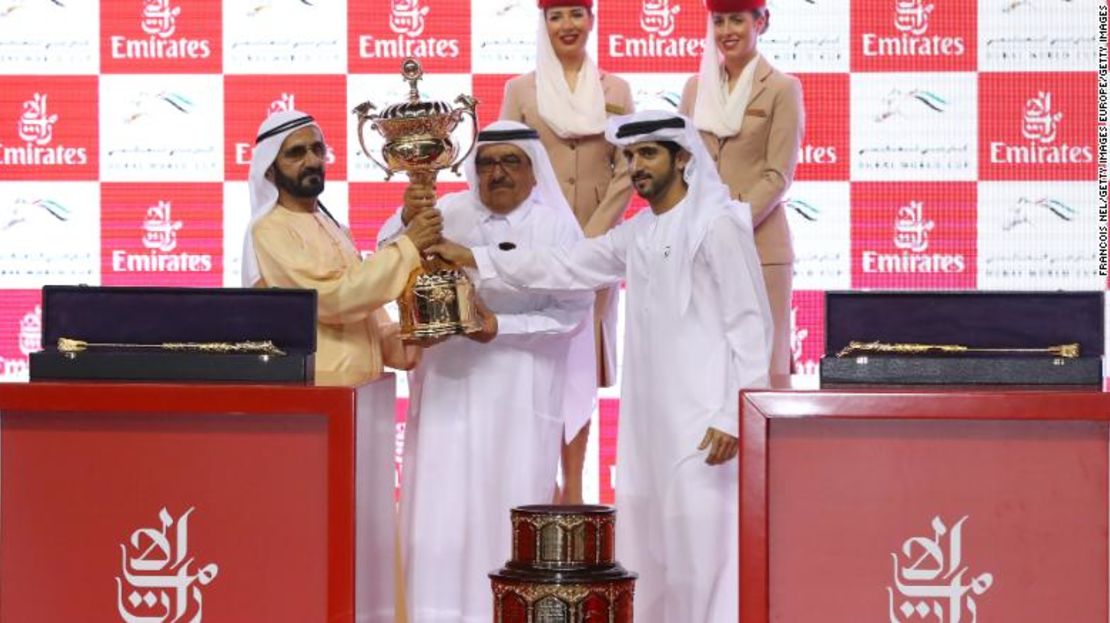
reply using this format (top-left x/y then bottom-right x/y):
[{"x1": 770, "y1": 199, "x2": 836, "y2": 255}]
[{"x1": 353, "y1": 58, "x2": 481, "y2": 340}]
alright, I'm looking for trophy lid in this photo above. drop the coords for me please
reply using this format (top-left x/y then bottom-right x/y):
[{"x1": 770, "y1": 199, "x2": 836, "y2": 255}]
[{"x1": 377, "y1": 58, "x2": 456, "y2": 121}]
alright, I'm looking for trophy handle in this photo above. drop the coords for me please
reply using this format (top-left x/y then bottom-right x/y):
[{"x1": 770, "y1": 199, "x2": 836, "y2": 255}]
[
  {"x1": 449, "y1": 94, "x2": 480, "y2": 176},
  {"x1": 351, "y1": 101, "x2": 395, "y2": 181}
]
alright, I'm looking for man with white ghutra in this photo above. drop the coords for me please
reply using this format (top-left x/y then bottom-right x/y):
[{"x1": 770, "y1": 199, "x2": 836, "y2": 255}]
[
  {"x1": 430, "y1": 110, "x2": 772, "y2": 622},
  {"x1": 379, "y1": 120, "x2": 596, "y2": 623}
]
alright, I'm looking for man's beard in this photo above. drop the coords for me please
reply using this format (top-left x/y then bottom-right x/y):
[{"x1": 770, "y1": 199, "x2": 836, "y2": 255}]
[
  {"x1": 273, "y1": 165, "x2": 325, "y2": 198},
  {"x1": 631, "y1": 167, "x2": 677, "y2": 201}
]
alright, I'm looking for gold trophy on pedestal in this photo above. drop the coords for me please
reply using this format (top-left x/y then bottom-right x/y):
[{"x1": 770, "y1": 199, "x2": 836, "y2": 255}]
[{"x1": 352, "y1": 57, "x2": 481, "y2": 340}]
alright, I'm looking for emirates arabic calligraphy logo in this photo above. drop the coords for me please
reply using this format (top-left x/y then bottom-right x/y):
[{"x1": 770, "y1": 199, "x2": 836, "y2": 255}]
[
  {"x1": 18, "y1": 304, "x2": 40, "y2": 356},
  {"x1": 142, "y1": 201, "x2": 183, "y2": 253},
  {"x1": 116, "y1": 507, "x2": 220, "y2": 623},
  {"x1": 789, "y1": 306, "x2": 808, "y2": 366},
  {"x1": 268, "y1": 93, "x2": 296, "y2": 115},
  {"x1": 17, "y1": 93, "x2": 58, "y2": 146},
  {"x1": 389, "y1": 0, "x2": 429, "y2": 37},
  {"x1": 640, "y1": 0, "x2": 680, "y2": 37},
  {"x1": 893, "y1": 201, "x2": 934, "y2": 253},
  {"x1": 888, "y1": 516, "x2": 994, "y2": 623},
  {"x1": 894, "y1": 0, "x2": 933, "y2": 36},
  {"x1": 141, "y1": 0, "x2": 182, "y2": 38},
  {"x1": 1021, "y1": 92, "x2": 1063, "y2": 144}
]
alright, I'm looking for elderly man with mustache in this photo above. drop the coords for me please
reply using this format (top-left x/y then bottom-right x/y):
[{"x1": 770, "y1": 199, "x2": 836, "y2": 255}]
[{"x1": 377, "y1": 120, "x2": 596, "y2": 623}]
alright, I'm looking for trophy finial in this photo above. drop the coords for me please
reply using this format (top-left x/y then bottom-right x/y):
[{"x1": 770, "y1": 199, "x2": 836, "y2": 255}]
[{"x1": 401, "y1": 57, "x2": 424, "y2": 102}]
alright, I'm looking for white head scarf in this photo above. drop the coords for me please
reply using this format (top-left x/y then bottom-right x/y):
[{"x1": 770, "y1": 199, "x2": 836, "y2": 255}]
[
  {"x1": 464, "y1": 119, "x2": 596, "y2": 440},
  {"x1": 242, "y1": 109, "x2": 322, "y2": 287},
  {"x1": 605, "y1": 110, "x2": 761, "y2": 314},
  {"x1": 535, "y1": 6, "x2": 607, "y2": 139},
  {"x1": 463, "y1": 120, "x2": 578, "y2": 225},
  {"x1": 693, "y1": 14, "x2": 761, "y2": 138}
]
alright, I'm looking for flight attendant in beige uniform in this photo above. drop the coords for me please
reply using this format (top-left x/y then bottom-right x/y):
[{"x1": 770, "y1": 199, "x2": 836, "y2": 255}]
[
  {"x1": 678, "y1": 0, "x2": 804, "y2": 377},
  {"x1": 501, "y1": 0, "x2": 635, "y2": 504}
]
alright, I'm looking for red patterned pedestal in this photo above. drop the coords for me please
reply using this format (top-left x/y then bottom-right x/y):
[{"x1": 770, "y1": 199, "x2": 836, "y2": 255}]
[{"x1": 490, "y1": 505, "x2": 636, "y2": 623}]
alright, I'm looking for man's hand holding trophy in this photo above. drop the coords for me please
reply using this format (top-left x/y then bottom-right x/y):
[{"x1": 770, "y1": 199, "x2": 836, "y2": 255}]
[{"x1": 352, "y1": 57, "x2": 496, "y2": 344}]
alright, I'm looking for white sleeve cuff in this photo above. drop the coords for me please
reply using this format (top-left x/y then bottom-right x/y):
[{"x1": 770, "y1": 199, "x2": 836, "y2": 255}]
[{"x1": 707, "y1": 409, "x2": 739, "y2": 439}]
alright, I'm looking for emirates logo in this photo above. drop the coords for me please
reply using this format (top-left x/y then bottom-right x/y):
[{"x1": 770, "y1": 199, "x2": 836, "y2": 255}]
[
  {"x1": 141, "y1": 201, "x2": 182, "y2": 253},
  {"x1": 389, "y1": 0, "x2": 429, "y2": 37},
  {"x1": 607, "y1": 0, "x2": 703, "y2": 61},
  {"x1": 861, "y1": 0, "x2": 966, "y2": 59},
  {"x1": 17, "y1": 93, "x2": 57, "y2": 146},
  {"x1": 892, "y1": 201, "x2": 934, "y2": 253},
  {"x1": 1, "y1": 92, "x2": 89, "y2": 166},
  {"x1": 109, "y1": 0, "x2": 212, "y2": 60},
  {"x1": 789, "y1": 306, "x2": 812, "y2": 373},
  {"x1": 861, "y1": 200, "x2": 967, "y2": 275},
  {"x1": 116, "y1": 507, "x2": 220, "y2": 623},
  {"x1": 358, "y1": 0, "x2": 460, "y2": 60},
  {"x1": 111, "y1": 199, "x2": 213, "y2": 273},
  {"x1": 140, "y1": 0, "x2": 181, "y2": 39},
  {"x1": 640, "y1": 0, "x2": 680, "y2": 37},
  {"x1": 268, "y1": 93, "x2": 296, "y2": 115},
  {"x1": 1021, "y1": 92, "x2": 1063, "y2": 144},
  {"x1": 18, "y1": 304, "x2": 41, "y2": 356},
  {"x1": 893, "y1": 0, "x2": 933, "y2": 36},
  {"x1": 990, "y1": 90, "x2": 1093, "y2": 165},
  {"x1": 888, "y1": 516, "x2": 994, "y2": 623}
]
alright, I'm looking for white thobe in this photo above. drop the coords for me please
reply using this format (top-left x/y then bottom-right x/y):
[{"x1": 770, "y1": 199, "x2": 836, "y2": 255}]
[
  {"x1": 472, "y1": 198, "x2": 772, "y2": 623},
  {"x1": 380, "y1": 193, "x2": 595, "y2": 623}
]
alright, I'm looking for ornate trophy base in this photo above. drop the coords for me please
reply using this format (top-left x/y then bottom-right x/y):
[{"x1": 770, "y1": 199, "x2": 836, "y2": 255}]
[
  {"x1": 398, "y1": 262, "x2": 480, "y2": 341},
  {"x1": 490, "y1": 505, "x2": 637, "y2": 623}
]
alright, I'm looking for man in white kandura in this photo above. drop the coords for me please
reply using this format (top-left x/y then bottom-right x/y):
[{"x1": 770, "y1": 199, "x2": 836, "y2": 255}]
[
  {"x1": 430, "y1": 110, "x2": 772, "y2": 623},
  {"x1": 379, "y1": 120, "x2": 596, "y2": 623}
]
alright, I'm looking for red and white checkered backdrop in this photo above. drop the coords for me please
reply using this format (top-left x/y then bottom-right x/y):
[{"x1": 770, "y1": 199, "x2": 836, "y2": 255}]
[{"x1": 0, "y1": 0, "x2": 1101, "y2": 502}]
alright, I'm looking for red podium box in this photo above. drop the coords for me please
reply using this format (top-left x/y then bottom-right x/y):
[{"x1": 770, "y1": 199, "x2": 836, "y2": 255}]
[
  {"x1": 741, "y1": 389, "x2": 1109, "y2": 623},
  {"x1": 0, "y1": 375, "x2": 399, "y2": 623}
]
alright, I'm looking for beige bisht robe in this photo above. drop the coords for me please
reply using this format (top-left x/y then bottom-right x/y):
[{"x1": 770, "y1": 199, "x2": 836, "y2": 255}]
[{"x1": 251, "y1": 203, "x2": 420, "y2": 383}]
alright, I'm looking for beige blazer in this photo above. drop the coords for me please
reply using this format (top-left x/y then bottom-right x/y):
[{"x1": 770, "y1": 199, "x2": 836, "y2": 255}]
[
  {"x1": 500, "y1": 71, "x2": 635, "y2": 238},
  {"x1": 678, "y1": 56, "x2": 804, "y2": 265}
]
